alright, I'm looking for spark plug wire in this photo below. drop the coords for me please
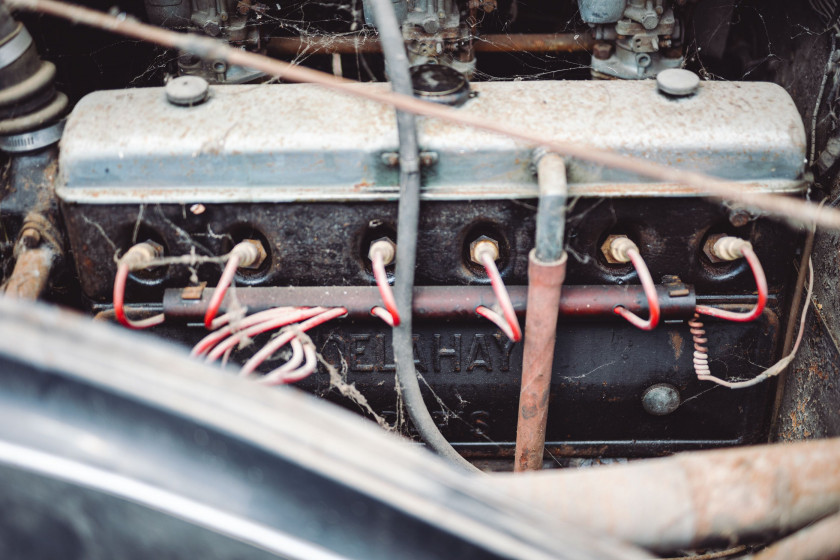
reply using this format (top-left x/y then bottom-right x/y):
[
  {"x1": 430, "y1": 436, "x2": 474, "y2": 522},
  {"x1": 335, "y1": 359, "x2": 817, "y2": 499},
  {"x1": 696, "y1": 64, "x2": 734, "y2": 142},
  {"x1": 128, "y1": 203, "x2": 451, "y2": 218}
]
[
  {"x1": 204, "y1": 240, "x2": 264, "y2": 330},
  {"x1": 203, "y1": 307, "x2": 326, "y2": 363},
  {"x1": 239, "y1": 307, "x2": 347, "y2": 376},
  {"x1": 473, "y1": 239, "x2": 522, "y2": 342},
  {"x1": 608, "y1": 237, "x2": 661, "y2": 331},
  {"x1": 368, "y1": 238, "x2": 400, "y2": 327},
  {"x1": 113, "y1": 241, "x2": 166, "y2": 329},
  {"x1": 695, "y1": 237, "x2": 767, "y2": 322},
  {"x1": 690, "y1": 258, "x2": 813, "y2": 389},
  {"x1": 191, "y1": 306, "x2": 315, "y2": 358}
]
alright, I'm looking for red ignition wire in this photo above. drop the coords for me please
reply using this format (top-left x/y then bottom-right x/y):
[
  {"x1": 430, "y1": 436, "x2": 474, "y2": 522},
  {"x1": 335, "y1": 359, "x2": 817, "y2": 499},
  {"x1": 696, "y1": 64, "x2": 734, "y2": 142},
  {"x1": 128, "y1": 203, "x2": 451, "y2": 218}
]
[
  {"x1": 695, "y1": 244, "x2": 767, "y2": 322},
  {"x1": 203, "y1": 241, "x2": 263, "y2": 330},
  {"x1": 113, "y1": 243, "x2": 165, "y2": 330},
  {"x1": 476, "y1": 249, "x2": 522, "y2": 342},
  {"x1": 614, "y1": 246, "x2": 661, "y2": 331},
  {"x1": 240, "y1": 307, "x2": 347, "y2": 376},
  {"x1": 191, "y1": 306, "x2": 304, "y2": 357},
  {"x1": 204, "y1": 306, "x2": 326, "y2": 363},
  {"x1": 369, "y1": 239, "x2": 400, "y2": 327}
]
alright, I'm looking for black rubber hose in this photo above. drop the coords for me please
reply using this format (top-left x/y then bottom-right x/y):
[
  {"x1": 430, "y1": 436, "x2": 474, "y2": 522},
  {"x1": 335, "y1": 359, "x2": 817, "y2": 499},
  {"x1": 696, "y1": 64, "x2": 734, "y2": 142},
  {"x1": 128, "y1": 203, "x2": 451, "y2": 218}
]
[{"x1": 365, "y1": 0, "x2": 478, "y2": 472}]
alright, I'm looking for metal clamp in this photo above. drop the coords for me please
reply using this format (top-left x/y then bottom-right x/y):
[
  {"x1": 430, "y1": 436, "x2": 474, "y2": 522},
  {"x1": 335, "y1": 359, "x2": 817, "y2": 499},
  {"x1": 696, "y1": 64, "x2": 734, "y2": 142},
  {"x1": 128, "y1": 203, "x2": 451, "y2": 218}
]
[
  {"x1": 0, "y1": 25, "x2": 32, "y2": 71},
  {"x1": 0, "y1": 119, "x2": 65, "y2": 153}
]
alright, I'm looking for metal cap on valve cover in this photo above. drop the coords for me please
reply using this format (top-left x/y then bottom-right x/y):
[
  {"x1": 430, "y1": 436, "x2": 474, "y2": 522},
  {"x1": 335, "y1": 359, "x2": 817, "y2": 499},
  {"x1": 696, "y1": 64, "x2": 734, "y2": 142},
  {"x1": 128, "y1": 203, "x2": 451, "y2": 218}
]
[
  {"x1": 656, "y1": 68, "x2": 700, "y2": 97},
  {"x1": 410, "y1": 64, "x2": 471, "y2": 107},
  {"x1": 165, "y1": 75, "x2": 210, "y2": 106}
]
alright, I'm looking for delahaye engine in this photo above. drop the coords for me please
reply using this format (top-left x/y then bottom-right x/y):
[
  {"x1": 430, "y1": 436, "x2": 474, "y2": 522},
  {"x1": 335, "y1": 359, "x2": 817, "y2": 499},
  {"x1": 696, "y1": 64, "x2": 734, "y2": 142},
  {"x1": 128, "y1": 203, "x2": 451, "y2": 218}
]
[{"x1": 0, "y1": 0, "x2": 827, "y2": 475}]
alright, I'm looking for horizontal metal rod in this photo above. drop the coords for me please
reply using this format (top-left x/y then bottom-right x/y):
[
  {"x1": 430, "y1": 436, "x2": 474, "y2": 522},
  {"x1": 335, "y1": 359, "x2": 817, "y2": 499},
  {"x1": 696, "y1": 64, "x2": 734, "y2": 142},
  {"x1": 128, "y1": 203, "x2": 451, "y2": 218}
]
[
  {"x1": 162, "y1": 284, "x2": 698, "y2": 321},
  {"x1": 267, "y1": 33, "x2": 593, "y2": 56},
  {"x1": 490, "y1": 437, "x2": 840, "y2": 552}
]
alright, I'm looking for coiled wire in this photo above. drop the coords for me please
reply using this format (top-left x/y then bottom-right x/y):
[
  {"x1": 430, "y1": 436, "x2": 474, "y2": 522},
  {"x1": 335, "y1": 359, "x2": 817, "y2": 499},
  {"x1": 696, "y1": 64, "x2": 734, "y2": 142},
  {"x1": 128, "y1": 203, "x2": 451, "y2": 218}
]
[{"x1": 688, "y1": 313, "x2": 710, "y2": 377}]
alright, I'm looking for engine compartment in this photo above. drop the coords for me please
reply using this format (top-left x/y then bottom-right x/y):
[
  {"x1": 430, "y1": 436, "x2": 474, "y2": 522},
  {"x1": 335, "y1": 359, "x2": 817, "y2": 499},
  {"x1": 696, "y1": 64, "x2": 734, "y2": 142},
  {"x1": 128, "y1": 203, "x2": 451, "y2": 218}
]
[{"x1": 0, "y1": 0, "x2": 835, "y2": 475}]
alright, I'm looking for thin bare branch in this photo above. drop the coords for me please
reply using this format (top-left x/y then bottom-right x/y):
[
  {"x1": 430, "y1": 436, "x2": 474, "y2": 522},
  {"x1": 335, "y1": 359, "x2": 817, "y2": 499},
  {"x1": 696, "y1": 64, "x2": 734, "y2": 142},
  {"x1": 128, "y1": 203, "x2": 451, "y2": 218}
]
[{"x1": 8, "y1": 0, "x2": 840, "y2": 230}]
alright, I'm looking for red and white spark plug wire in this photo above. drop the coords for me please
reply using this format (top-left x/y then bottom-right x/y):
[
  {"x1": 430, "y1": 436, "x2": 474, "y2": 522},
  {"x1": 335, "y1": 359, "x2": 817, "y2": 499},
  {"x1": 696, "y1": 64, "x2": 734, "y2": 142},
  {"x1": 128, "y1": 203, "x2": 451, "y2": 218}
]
[
  {"x1": 606, "y1": 236, "x2": 661, "y2": 331},
  {"x1": 113, "y1": 241, "x2": 166, "y2": 329},
  {"x1": 368, "y1": 238, "x2": 400, "y2": 327},
  {"x1": 472, "y1": 237, "x2": 522, "y2": 342},
  {"x1": 203, "y1": 240, "x2": 266, "y2": 330},
  {"x1": 689, "y1": 237, "x2": 771, "y2": 387}
]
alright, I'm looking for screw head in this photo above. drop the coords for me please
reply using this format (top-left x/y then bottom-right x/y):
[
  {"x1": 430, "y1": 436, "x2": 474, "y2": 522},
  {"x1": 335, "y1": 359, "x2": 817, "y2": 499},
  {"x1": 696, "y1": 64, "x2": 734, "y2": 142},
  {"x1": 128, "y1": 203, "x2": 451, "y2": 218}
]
[{"x1": 642, "y1": 383, "x2": 681, "y2": 416}]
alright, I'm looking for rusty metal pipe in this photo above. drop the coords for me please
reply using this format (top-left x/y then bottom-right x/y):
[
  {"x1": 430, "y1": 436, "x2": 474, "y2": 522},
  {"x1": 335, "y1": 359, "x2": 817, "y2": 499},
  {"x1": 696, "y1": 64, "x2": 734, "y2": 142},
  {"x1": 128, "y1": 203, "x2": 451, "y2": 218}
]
[
  {"x1": 162, "y1": 284, "x2": 698, "y2": 322},
  {"x1": 751, "y1": 510, "x2": 840, "y2": 560},
  {"x1": 4, "y1": 245, "x2": 54, "y2": 299},
  {"x1": 267, "y1": 33, "x2": 593, "y2": 56},
  {"x1": 514, "y1": 153, "x2": 568, "y2": 472},
  {"x1": 492, "y1": 438, "x2": 840, "y2": 552}
]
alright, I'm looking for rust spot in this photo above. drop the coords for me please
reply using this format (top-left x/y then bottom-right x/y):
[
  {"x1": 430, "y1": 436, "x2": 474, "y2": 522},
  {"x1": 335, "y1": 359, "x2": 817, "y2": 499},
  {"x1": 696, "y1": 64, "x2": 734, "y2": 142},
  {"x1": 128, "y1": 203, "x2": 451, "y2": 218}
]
[{"x1": 669, "y1": 331, "x2": 684, "y2": 360}]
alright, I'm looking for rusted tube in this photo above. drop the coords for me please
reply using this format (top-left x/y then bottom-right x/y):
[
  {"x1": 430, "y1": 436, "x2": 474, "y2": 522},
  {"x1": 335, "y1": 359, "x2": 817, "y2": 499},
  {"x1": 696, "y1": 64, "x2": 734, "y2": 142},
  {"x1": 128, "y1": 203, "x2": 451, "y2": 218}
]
[
  {"x1": 491, "y1": 438, "x2": 840, "y2": 552},
  {"x1": 267, "y1": 33, "x2": 593, "y2": 56},
  {"x1": 4, "y1": 245, "x2": 54, "y2": 299},
  {"x1": 514, "y1": 251, "x2": 567, "y2": 472},
  {"x1": 514, "y1": 152, "x2": 568, "y2": 472},
  {"x1": 751, "y1": 510, "x2": 840, "y2": 560},
  {"x1": 162, "y1": 284, "x2": 698, "y2": 322}
]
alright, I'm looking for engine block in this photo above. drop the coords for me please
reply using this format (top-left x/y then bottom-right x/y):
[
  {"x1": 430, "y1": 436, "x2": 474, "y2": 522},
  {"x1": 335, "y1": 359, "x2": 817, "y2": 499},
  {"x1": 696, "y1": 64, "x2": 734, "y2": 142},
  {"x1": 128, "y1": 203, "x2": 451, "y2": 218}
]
[{"x1": 58, "y1": 78, "x2": 806, "y2": 459}]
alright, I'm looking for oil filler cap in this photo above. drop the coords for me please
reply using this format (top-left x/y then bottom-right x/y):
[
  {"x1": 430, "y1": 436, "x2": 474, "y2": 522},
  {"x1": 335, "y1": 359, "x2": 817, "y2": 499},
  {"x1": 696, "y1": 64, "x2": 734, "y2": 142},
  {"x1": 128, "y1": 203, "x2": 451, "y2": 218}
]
[
  {"x1": 656, "y1": 68, "x2": 700, "y2": 97},
  {"x1": 410, "y1": 64, "x2": 471, "y2": 107},
  {"x1": 165, "y1": 75, "x2": 210, "y2": 106}
]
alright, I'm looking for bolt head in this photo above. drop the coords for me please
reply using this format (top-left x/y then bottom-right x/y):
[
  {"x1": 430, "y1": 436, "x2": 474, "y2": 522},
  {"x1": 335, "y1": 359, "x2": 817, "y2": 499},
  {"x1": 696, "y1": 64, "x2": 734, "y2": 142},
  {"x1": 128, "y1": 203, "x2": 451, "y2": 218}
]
[
  {"x1": 369, "y1": 237, "x2": 397, "y2": 266},
  {"x1": 592, "y1": 42, "x2": 614, "y2": 60},
  {"x1": 470, "y1": 235, "x2": 499, "y2": 265},
  {"x1": 203, "y1": 20, "x2": 221, "y2": 36},
  {"x1": 702, "y1": 233, "x2": 727, "y2": 263},
  {"x1": 642, "y1": 383, "x2": 681, "y2": 416},
  {"x1": 600, "y1": 234, "x2": 631, "y2": 264},
  {"x1": 728, "y1": 210, "x2": 752, "y2": 228},
  {"x1": 239, "y1": 239, "x2": 268, "y2": 269}
]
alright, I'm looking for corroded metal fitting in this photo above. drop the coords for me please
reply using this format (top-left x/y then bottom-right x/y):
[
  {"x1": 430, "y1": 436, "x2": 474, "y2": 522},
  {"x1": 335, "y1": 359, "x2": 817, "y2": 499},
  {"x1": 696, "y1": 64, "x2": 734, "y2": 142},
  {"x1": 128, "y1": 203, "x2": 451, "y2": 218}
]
[
  {"x1": 470, "y1": 236, "x2": 499, "y2": 265},
  {"x1": 233, "y1": 239, "x2": 267, "y2": 269},
  {"x1": 122, "y1": 240, "x2": 164, "y2": 270},
  {"x1": 707, "y1": 235, "x2": 751, "y2": 262},
  {"x1": 601, "y1": 234, "x2": 638, "y2": 264},
  {"x1": 369, "y1": 237, "x2": 397, "y2": 266}
]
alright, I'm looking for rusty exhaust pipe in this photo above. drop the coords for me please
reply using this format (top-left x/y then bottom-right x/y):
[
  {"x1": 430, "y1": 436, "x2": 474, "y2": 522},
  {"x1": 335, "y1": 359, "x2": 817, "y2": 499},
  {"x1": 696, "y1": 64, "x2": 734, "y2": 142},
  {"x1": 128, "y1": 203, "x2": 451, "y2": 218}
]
[
  {"x1": 495, "y1": 438, "x2": 840, "y2": 552},
  {"x1": 514, "y1": 152, "x2": 567, "y2": 472}
]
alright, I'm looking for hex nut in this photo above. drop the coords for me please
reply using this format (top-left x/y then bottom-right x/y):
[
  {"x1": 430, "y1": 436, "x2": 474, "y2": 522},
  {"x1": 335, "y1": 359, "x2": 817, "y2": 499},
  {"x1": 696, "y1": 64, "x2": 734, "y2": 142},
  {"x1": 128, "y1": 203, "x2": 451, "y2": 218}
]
[
  {"x1": 592, "y1": 42, "x2": 614, "y2": 60},
  {"x1": 238, "y1": 239, "x2": 268, "y2": 269},
  {"x1": 601, "y1": 234, "x2": 635, "y2": 264},
  {"x1": 702, "y1": 233, "x2": 728, "y2": 263},
  {"x1": 369, "y1": 237, "x2": 397, "y2": 266},
  {"x1": 470, "y1": 235, "x2": 499, "y2": 265}
]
